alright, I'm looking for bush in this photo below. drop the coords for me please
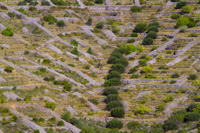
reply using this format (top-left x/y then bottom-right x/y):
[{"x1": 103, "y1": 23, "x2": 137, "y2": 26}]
[
  {"x1": 176, "y1": 16, "x2": 190, "y2": 27},
  {"x1": 105, "y1": 94, "x2": 120, "y2": 103},
  {"x1": 71, "y1": 40, "x2": 79, "y2": 46},
  {"x1": 175, "y1": 1, "x2": 187, "y2": 9},
  {"x1": 148, "y1": 21, "x2": 160, "y2": 27},
  {"x1": 187, "y1": 103, "x2": 200, "y2": 113},
  {"x1": 2, "y1": 27, "x2": 14, "y2": 36},
  {"x1": 95, "y1": 0, "x2": 104, "y2": 4},
  {"x1": 129, "y1": 66, "x2": 139, "y2": 73},
  {"x1": 8, "y1": 12, "x2": 15, "y2": 18},
  {"x1": 184, "y1": 112, "x2": 200, "y2": 122},
  {"x1": 135, "y1": 104, "x2": 151, "y2": 115},
  {"x1": 146, "y1": 31, "x2": 158, "y2": 39},
  {"x1": 131, "y1": 74, "x2": 140, "y2": 79},
  {"x1": 87, "y1": 47, "x2": 92, "y2": 54},
  {"x1": 115, "y1": 57, "x2": 128, "y2": 67},
  {"x1": 103, "y1": 88, "x2": 118, "y2": 96},
  {"x1": 127, "y1": 39, "x2": 135, "y2": 43},
  {"x1": 162, "y1": 120, "x2": 178, "y2": 131},
  {"x1": 71, "y1": 48, "x2": 79, "y2": 56},
  {"x1": 170, "y1": 0, "x2": 180, "y2": 2},
  {"x1": 141, "y1": 66, "x2": 152, "y2": 74},
  {"x1": 51, "y1": 0, "x2": 66, "y2": 5},
  {"x1": 142, "y1": 38, "x2": 153, "y2": 45},
  {"x1": 107, "y1": 119, "x2": 123, "y2": 129},
  {"x1": 110, "y1": 107, "x2": 125, "y2": 118},
  {"x1": 106, "y1": 101, "x2": 123, "y2": 111},
  {"x1": 169, "y1": 110, "x2": 187, "y2": 123},
  {"x1": 110, "y1": 64, "x2": 125, "y2": 73},
  {"x1": 96, "y1": 22, "x2": 104, "y2": 29},
  {"x1": 181, "y1": 5, "x2": 192, "y2": 14},
  {"x1": 164, "y1": 96, "x2": 174, "y2": 103},
  {"x1": 133, "y1": 23, "x2": 148, "y2": 33},
  {"x1": 81, "y1": 127, "x2": 94, "y2": 133},
  {"x1": 107, "y1": 71, "x2": 121, "y2": 80},
  {"x1": 45, "y1": 102, "x2": 56, "y2": 110},
  {"x1": 187, "y1": 21, "x2": 197, "y2": 28},
  {"x1": 131, "y1": 32, "x2": 138, "y2": 37},
  {"x1": 188, "y1": 74, "x2": 198, "y2": 80},
  {"x1": 86, "y1": 17, "x2": 92, "y2": 25},
  {"x1": 29, "y1": 6, "x2": 36, "y2": 11},
  {"x1": 42, "y1": 59, "x2": 51, "y2": 65},
  {"x1": 57, "y1": 121, "x2": 64, "y2": 126},
  {"x1": 57, "y1": 20, "x2": 65, "y2": 27},
  {"x1": 44, "y1": 15, "x2": 57, "y2": 24},
  {"x1": 63, "y1": 83, "x2": 72, "y2": 91},
  {"x1": 124, "y1": 44, "x2": 137, "y2": 55},
  {"x1": 34, "y1": 130, "x2": 40, "y2": 133},
  {"x1": 171, "y1": 73, "x2": 180, "y2": 78},
  {"x1": 148, "y1": 26, "x2": 159, "y2": 32},
  {"x1": 104, "y1": 78, "x2": 121, "y2": 87},
  {"x1": 171, "y1": 13, "x2": 181, "y2": 19},
  {"x1": 194, "y1": 95, "x2": 200, "y2": 102},
  {"x1": 127, "y1": 121, "x2": 140, "y2": 131},
  {"x1": 61, "y1": 111, "x2": 71, "y2": 122},
  {"x1": 130, "y1": 6, "x2": 142, "y2": 12},
  {"x1": 38, "y1": 117, "x2": 45, "y2": 123},
  {"x1": 4, "y1": 66, "x2": 14, "y2": 73},
  {"x1": 41, "y1": 1, "x2": 50, "y2": 6},
  {"x1": 88, "y1": 98, "x2": 99, "y2": 105}
]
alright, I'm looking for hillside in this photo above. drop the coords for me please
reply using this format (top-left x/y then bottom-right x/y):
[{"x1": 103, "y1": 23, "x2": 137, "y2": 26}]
[{"x1": 0, "y1": 0, "x2": 200, "y2": 132}]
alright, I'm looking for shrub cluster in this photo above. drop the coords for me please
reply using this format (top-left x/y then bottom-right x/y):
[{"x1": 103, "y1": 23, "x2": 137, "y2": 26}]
[
  {"x1": 18, "y1": 0, "x2": 38, "y2": 6},
  {"x1": 44, "y1": 15, "x2": 57, "y2": 24},
  {"x1": 176, "y1": 16, "x2": 196, "y2": 28},
  {"x1": 2, "y1": 27, "x2": 14, "y2": 36}
]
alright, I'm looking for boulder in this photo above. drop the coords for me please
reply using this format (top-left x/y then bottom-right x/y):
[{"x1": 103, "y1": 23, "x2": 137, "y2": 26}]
[
  {"x1": 0, "y1": 23, "x2": 6, "y2": 31},
  {"x1": 66, "y1": 107, "x2": 77, "y2": 114},
  {"x1": 3, "y1": 92, "x2": 23, "y2": 101},
  {"x1": 43, "y1": 96, "x2": 55, "y2": 103}
]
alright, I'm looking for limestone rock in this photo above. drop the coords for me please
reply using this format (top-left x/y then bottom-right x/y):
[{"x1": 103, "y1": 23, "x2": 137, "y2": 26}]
[
  {"x1": 0, "y1": 23, "x2": 6, "y2": 31},
  {"x1": 72, "y1": 92, "x2": 82, "y2": 98},
  {"x1": 1, "y1": 44, "x2": 9, "y2": 49},
  {"x1": 3, "y1": 92, "x2": 23, "y2": 101},
  {"x1": 66, "y1": 107, "x2": 77, "y2": 114},
  {"x1": 22, "y1": 27, "x2": 31, "y2": 34},
  {"x1": 43, "y1": 96, "x2": 55, "y2": 103}
]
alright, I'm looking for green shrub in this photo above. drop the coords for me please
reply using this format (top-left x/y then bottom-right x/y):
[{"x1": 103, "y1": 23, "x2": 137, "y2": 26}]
[
  {"x1": 188, "y1": 74, "x2": 198, "y2": 80},
  {"x1": 169, "y1": 110, "x2": 187, "y2": 123},
  {"x1": 110, "y1": 107, "x2": 125, "y2": 118},
  {"x1": 96, "y1": 22, "x2": 104, "y2": 29},
  {"x1": 129, "y1": 66, "x2": 139, "y2": 73},
  {"x1": 106, "y1": 101, "x2": 123, "y2": 111},
  {"x1": 127, "y1": 121, "x2": 140, "y2": 131},
  {"x1": 171, "y1": 13, "x2": 181, "y2": 19},
  {"x1": 110, "y1": 64, "x2": 125, "y2": 73},
  {"x1": 38, "y1": 117, "x2": 45, "y2": 123},
  {"x1": 133, "y1": 23, "x2": 148, "y2": 33},
  {"x1": 87, "y1": 47, "x2": 92, "y2": 54},
  {"x1": 88, "y1": 98, "x2": 99, "y2": 105},
  {"x1": 175, "y1": 1, "x2": 187, "y2": 9},
  {"x1": 45, "y1": 102, "x2": 56, "y2": 110},
  {"x1": 57, "y1": 121, "x2": 64, "y2": 126},
  {"x1": 61, "y1": 111, "x2": 71, "y2": 122},
  {"x1": 181, "y1": 5, "x2": 192, "y2": 14},
  {"x1": 71, "y1": 40, "x2": 79, "y2": 46},
  {"x1": 131, "y1": 74, "x2": 140, "y2": 79},
  {"x1": 162, "y1": 37, "x2": 168, "y2": 41},
  {"x1": 170, "y1": 0, "x2": 180, "y2": 2},
  {"x1": 124, "y1": 44, "x2": 137, "y2": 55},
  {"x1": 130, "y1": 6, "x2": 142, "y2": 12},
  {"x1": 8, "y1": 12, "x2": 15, "y2": 18},
  {"x1": 81, "y1": 127, "x2": 94, "y2": 133},
  {"x1": 105, "y1": 94, "x2": 120, "y2": 103},
  {"x1": 187, "y1": 103, "x2": 200, "y2": 113},
  {"x1": 34, "y1": 130, "x2": 40, "y2": 133},
  {"x1": 162, "y1": 120, "x2": 178, "y2": 131},
  {"x1": 63, "y1": 83, "x2": 72, "y2": 91},
  {"x1": 164, "y1": 96, "x2": 174, "y2": 103},
  {"x1": 194, "y1": 95, "x2": 200, "y2": 102},
  {"x1": 140, "y1": 66, "x2": 152, "y2": 74},
  {"x1": 127, "y1": 39, "x2": 135, "y2": 43},
  {"x1": 135, "y1": 104, "x2": 151, "y2": 115},
  {"x1": 158, "y1": 65, "x2": 169, "y2": 70},
  {"x1": 103, "y1": 88, "x2": 118, "y2": 96},
  {"x1": 131, "y1": 32, "x2": 138, "y2": 37},
  {"x1": 148, "y1": 26, "x2": 159, "y2": 32},
  {"x1": 18, "y1": 1, "x2": 27, "y2": 5},
  {"x1": 188, "y1": 32, "x2": 198, "y2": 37},
  {"x1": 107, "y1": 71, "x2": 121, "y2": 80},
  {"x1": 18, "y1": 8, "x2": 27, "y2": 15},
  {"x1": 115, "y1": 57, "x2": 128, "y2": 67},
  {"x1": 95, "y1": 0, "x2": 104, "y2": 4},
  {"x1": 4, "y1": 66, "x2": 14, "y2": 73},
  {"x1": 71, "y1": 48, "x2": 79, "y2": 56},
  {"x1": 176, "y1": 16, "x2": 190, "y2": 27},
  {"x1": 86, "y1": 17, "x2": 92, "y2": 25},
  {"x1": 107, "y1": 119, "x2": 123, "y2": 129},
  {"x1": 57, "y1": 20, "x2": 65, "y2": 27},
  {"x1": 146, "y1": 31, "x2": 158, "y2": 39},
  {"x1": 104, "y1": 78, "x2": 121, "y2": 86},
  {"x1": 171, "y1": 73, "x2": 180, "y2": 78},
  {"x1": 44, "y1": 15, "x2": 57, "y2": 24},
  {"x1": 2, "y1": 27, "x2": 14, "y2": 36},
  {"x1": 142, "y1": 38, "x2": 153, "y2": 45},
  {"x1": 184, "y1": 112, "x2": 200, "y2": 122},
  {"x1": 41, "y1": 1, "x2": 50, "y2": 5},
  {"x1": 149, "y1": 21, "x2": 160, "y2": 27},
  {"x1": 29, "y1": 6, "x2": 36, "y2": 11},
  {"x1": 51, "y1": 0, "x2": 66, "y2": 5}
]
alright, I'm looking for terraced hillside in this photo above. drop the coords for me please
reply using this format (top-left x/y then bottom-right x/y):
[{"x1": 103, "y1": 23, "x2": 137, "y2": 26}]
[{"x1": 0, "y1": 0, "x2": 200, "y2": 132}]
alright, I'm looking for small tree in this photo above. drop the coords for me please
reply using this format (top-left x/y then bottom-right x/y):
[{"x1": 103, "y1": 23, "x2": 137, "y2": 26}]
[
  {"x1": 110, "y1": 64, "x2": 125, "y2": 73},
  {"x1": 181, "y1": 5, "x2": 192, "y2": 14},
  {"x1": 110, "y1": 107, "x2": 125, "y2": 118},
  {"x1": 103, "y1": 88, "x2": 118, "y2": 96},
  {"x1": 133, "y1": 23, "x2": 148, "y2": 33},
  {"x1": 44, "y1": 15, "x2": 57, "y2": 24},
  {"x1": 57, "y1": 20, "x2": 65, "y2": 27},
  {"x1": 105, "y1": 94, "x2": 120, "y2": 103},
  {"x1": 184, "y1": 112, "x2": 200, "y2": 122},
  {"x1": 104, "y1": 78, "x2": 121, "y2": 87},
  {"x1": 142, "y1": 38, "x2": 153, "y2": 45},
  {"x1": 175, "y1": 1, "x2": 187, "y2": 9},
  {"x1": 107, "y1": 71, "x2": 121, "y2": 80},
  {"x1": 106, "y1": 119, "x2": 123, "y2": 129},
  {"x1": 146, "y1": 31, "x2": 158, "y2": 39},
  {"x1": 106, "y1": 101, "x2": 123, "y2": 111},
  {"x1": 96, "y1": 22, "x2": 104, "y2": 29},
  {"x1": 162, "y1": 120, "x2": 178, "y2": 131},
  {"x1": 176, "y1": 16, "x2": 190, "y2": 27},
  {"x1": 87, "y1": 47, "x2": 92, "y2": 54}
]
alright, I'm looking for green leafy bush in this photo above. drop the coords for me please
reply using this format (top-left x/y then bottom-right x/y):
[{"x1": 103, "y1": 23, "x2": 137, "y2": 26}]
[
  {"x1": 142, "y1": 38, "x2": 153, "y2": 45},
  {"x1": 146, "y1": 31, "x2": 158, "y2": 39},
  {"x1": 44, "y1": 15, "x2": 57, "y2": 24},
  {"x1": 131, "y1": 32, "x2": 138, "y2": 37},
  {"x1": 103, "y1": 88, "x2": 118, "y2": 96},
  {"x1": 110, "y1": 107, "x2": 125, "y2": 118},
  {"x1": 133, "y1": 23, "x2": 148, "y2": 33},
  {"x1": 131, "y1": 74, "x2": 140, "y2": 79},
  {"x1": 57, "y1": 20, "x2": 65, "y2": 27},
  {"x1": 187, "y1": 103, "x2": 200, "y2": 113},
  {"x1": 181, "y1": 5, "x2": 192, "y2": 14},
  {"x1": 127, "y1": 121, "x2": 141, "y2": 131},
  {"x1": 164, "y1": 96, "x2": 174, "y2": 103},
  {"x1": 95, "y1": 0, "x2": 104, "y2": 4},
  {"x1": 71, "y1": 40, "x2": 79, "y2": 46},
  {"x1": 171, "y1": 73, "x2": 180, "y2": 78},
  {"x1": 106, "y1": 101, "x2": 123, "y2": 111},
  {"x1": 188, "y1": 32, "x2": 198, "y2": 37},
  {"x1": 104, "y1": 78, "x2": 121, "y2": 86},
  {"x1": 176, "y1": 16, "x2": 190, "y2": 27},
  {"x1": 140, "y1": 66, "x2": 152, "y2": 74},
  {"x1": 127, "y1": 39, "x2": 135, "y2": 43},
  {"x1": 115, "y1": 57, "x2": 128, "y2": 67},
  {"x1": 106, "y1": 119, "x2": 123, "y2": 129},
  {"x1": 162, "y1": 120, "x2": 178, "y2": 131},
  {"x1": 130, "y1": 6, "x2": 142, "y2": 12},
  {"x1": 175, "y1": 1, "x2": 187, "y2": 9},
  {"x1": 148, "y1": 21, "x2": 160, "y2": 27},
  {"x1": 124, "y1": 44, "x2": 137, "y2": 55},
  {"x1": 170, "y1": 0, "x2": 180, "y2": 2},
  {"x1": 105, "y1": 94, "x2": 120, "y2": 103},
  {"x1": 110, "y1": 64, "x2": 125, "y2": 73},
  {"x1": 129, "y1": 66, "x2": 139, "y2": 73},
  {"x1": 134, "y1": 104, "x2": 151, "y2": 115},
  {"x1": 171, "y1": 13, "x2": 181, "y2": 19},
  {"x1": 45, "y1": 102, "x2": 56, "y2": 110},
  {"x1": 148, "y1": 26, "x2": 159, "y2": 32},
  {"x1": 2, "y1": 27, "x2": 14, "y2": 36},
  {"x1": 57, "y1": 121, "x2": 64, "y2": 126},
  {"x1": 107, "y1": 71, "x2": 121, "y2": 80},
  {"x1": 184, "y1": 112, "x2": 200, "y2": 122},
  {"x1": 41, "y1": 1, "x2": 50, "y2": 6},
  {"x1": 71, "y1": 48, "x2": 79, "y2": 56},
  {"x1": 4, "y1": 66, "x2": 14, "y2": 73},
  {"x1": 61, "y1": 111, "x2": 71, "y2": 122},
  {"x1": 8, "y1": 12, "x2": 15, "y2": 18},
  {"x1": 96, "y1": 22, "x2": 104, "y2": 29},
  {"x1": 188, "y1": 74, "x2": 198, "y2": 80},
  {"x1": 51, "y1": 0, "x2": 66, "y2": 5}
]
